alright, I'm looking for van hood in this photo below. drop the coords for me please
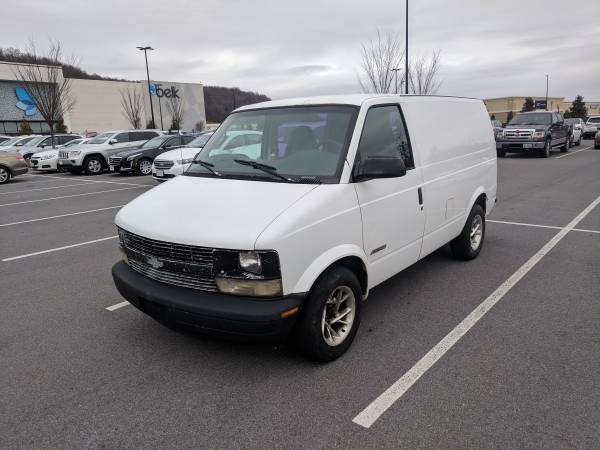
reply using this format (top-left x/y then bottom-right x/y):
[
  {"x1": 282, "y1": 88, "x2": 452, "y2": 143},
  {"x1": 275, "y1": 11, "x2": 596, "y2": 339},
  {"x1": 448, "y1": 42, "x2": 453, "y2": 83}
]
[{"x1": 115, "y1": 175, "x2": 319, "y2": 249}]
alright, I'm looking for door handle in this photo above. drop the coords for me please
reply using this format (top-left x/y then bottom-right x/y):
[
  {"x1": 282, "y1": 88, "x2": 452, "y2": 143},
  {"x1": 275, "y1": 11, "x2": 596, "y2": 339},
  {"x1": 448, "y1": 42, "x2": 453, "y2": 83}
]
[{"x1": 418, "y1": 187, "x2": 423, "y2": 206}]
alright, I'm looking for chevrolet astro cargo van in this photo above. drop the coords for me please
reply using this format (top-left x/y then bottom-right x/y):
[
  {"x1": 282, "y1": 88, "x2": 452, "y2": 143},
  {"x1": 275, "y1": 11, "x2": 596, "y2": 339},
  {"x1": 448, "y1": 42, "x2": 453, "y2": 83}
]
[{"x1": 112, "y1": 95, "x2": 497, "y2": 361}]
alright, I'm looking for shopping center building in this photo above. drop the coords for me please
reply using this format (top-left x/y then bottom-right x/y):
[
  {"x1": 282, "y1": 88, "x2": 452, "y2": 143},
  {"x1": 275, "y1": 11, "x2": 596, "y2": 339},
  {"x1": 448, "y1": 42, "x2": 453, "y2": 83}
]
[{"x1": 0, "y1": 61, "x2": 206, "y2": 135}]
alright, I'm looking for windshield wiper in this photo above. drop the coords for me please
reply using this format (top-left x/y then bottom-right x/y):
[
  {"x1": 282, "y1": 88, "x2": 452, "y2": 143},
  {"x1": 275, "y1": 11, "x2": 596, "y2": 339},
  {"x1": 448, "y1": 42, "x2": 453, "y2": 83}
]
[
  {"x1": 233, "y1": 159, "x2": 297, "y2": 183},
  {"x1": 191, "y1": 159, "x2": 222, "y2": 176}
]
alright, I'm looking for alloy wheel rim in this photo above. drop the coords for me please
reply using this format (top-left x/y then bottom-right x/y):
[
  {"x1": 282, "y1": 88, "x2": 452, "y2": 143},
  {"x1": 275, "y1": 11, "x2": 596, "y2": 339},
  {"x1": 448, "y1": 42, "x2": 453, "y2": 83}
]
[
  {"x1": 470, "y1": 214, "x2": 483, "y2": 251},
  {"x1": 140, "y1": 160, "x2": 152, "y2": 174},
  {"x1": 89, "y1": 160, "x2": 102, "y2": 173},
  {"x1": 0, "y1": 168, "x2": 8, "y2": 182},
  {"x1": 321, "y1": 285, "x2": 356, "y2": 347}
]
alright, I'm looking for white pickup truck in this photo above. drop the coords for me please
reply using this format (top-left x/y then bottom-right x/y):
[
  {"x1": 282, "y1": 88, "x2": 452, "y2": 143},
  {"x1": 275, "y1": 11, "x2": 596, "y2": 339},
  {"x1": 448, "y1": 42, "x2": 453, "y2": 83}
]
[{"x1": 112, "y1": 94, "x2": 497, "y2": 361}]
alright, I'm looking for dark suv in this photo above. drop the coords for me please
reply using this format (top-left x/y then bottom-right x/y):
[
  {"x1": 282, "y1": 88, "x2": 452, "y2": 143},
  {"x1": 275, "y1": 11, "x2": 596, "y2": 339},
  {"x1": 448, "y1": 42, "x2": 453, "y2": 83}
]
[
  {"x1": 109, "y1": 134, "x2": 196, "y2": 175},
  {"x1": 496, "y1": 111, "x2": 569, "y2": 158}
]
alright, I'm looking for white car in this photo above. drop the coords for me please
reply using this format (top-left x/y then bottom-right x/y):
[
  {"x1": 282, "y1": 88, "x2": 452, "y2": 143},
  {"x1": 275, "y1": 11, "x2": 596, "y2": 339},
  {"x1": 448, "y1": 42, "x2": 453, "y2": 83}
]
[
  {"x1": 583, "y1": 116, "x2": 600, "y2": 138},
  {"x1": 0, "y1": 135, "x2": 11, "y2": 145},
  {"x1": 564, "y1": 118, "x2": 583, "y2": 146},
  {"x1": 2, "y1": 134, "x2": 82, "y2": 159},
  {"x1": 151, "y1": 132, "x2": 215, "y2": 181},
  {"x1": 58, "y1": 130, "x2": 161, "y2": 175},
  {"x1": 112, "y1": 94, "x2": 497, "y2": 361}
]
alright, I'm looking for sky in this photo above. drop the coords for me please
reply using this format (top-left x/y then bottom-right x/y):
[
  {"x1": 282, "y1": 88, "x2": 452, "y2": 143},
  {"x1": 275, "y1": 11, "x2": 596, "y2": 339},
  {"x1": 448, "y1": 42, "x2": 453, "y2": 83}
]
[{"x1": 2, "y1": 0, "x2": 599, "y2": 101}]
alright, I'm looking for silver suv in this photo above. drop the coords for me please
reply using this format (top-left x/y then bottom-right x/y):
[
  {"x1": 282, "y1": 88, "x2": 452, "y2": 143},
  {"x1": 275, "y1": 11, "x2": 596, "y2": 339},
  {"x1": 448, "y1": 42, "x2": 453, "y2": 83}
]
[{"x1": 58, "y1": 130, "x2": 162, "y2": 174}]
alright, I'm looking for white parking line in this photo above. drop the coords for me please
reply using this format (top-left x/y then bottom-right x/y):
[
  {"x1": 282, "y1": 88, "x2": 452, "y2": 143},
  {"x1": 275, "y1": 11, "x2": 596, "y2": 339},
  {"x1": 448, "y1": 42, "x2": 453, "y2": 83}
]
[
  {"x1": 352, "y1": 194, "x2": 600, "y2": 429},
  {"x1": 0, "y1": 186, "x2": 148, "y2": 207},
  {"x1": 106, "y1": 301, "x2": 130, "y2": 311},
  {"x1": 1, "y1": 236, "x2": 117, "y2": 262},
  {"x1": 0, "y1": 183, "x2": 97, "y2": 195},
  {"x1": 488, "y1": 219, "x2": 600, "y2": 235},
  {"x1": 30, "y1": 173, "x2": 154, "y2": 187},
  {"x1": 0, "y1": 205, "x2": 124, "y2": 227},
  {"x1": 555, "y1": 145, "x2": 593, "y2": 159}
]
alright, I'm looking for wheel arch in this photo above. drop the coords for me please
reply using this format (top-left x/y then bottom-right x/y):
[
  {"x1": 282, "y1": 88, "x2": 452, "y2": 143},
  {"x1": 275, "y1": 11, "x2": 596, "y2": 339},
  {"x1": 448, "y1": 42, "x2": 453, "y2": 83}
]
[{"x1": 83, "y1": 153, "x2": 109, "y2": 168}]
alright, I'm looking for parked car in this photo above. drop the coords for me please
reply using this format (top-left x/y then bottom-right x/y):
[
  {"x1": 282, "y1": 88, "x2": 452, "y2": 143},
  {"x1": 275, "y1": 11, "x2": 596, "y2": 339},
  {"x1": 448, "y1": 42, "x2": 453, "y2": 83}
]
[
  {"x1": 595, "y1": 131, "x2": 600, "y2": 149},
  {"x1": 60, "y1": 137, "x2": 91, "y2": 148},
  {"x1": 30, "y1": 139, "x2": 92, "y2": 172},
  {"x1": 491, "y1": 119, "x2": 503, "y2": 136},
  {"x1": 152, "y1": 132, "x2": 214, "y2": 181},
  {"x1": 0, "y1": 135, "x2": 11, "y2": 144},
  {"x1": 583, "y1": 116, "x2": 600, "y2": 138},
  {"x1": 495, "y1": 111, "x2": 569, "y2": 157},
  {"x1": 0, "y1": 151, "x2": 28, "y2": 184},
  {"x1": 112, "y1": 94, "x2": 497, "y2": 361},
  {"x1": 0, "y1": 135, "x2": 40, "y2": 152},
  {"x1": 109, "y1": 134, "x2": 196, "y2": 175},
  {"x1": 564, "y1": 118, "x2": 583, "y2": 146},
  {"x1": 3, "y1": 134, "x2": 82, "y2": 159},
  {"x1": 57, "y1": 130, "x2": 161, "y2": 175}
]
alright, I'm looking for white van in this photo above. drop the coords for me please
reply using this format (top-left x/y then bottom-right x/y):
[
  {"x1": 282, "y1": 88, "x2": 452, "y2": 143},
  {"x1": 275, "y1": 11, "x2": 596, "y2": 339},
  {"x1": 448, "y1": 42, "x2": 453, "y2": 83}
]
[{"x1": 112, "y1": 95, "x2": 497, "y2": 361}]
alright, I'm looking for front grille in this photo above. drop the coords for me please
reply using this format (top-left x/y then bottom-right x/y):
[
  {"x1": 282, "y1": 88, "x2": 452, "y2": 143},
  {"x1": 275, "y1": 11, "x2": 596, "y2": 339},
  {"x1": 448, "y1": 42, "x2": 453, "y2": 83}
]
[
  {"x1": 504, "y1": 130, "x2": 533, "y2": 139},
  {"x1": 118, "y1": 228, "x2": 217, "y2": 292},
  {"x1": 58, "y1": 150, "x2": 69, "y2": 159},
  {"x1": 154, "y1": 160, "x2": 174, "y2": 170},
  {"x1": 109, "y1": 156, "x2": 122, "y2": 165}
]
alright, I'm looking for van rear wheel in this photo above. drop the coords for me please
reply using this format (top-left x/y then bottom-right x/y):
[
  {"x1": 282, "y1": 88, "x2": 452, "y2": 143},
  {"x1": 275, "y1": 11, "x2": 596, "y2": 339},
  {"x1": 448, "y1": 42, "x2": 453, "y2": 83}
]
[
  {"x1": 450, "y1": 204, "x2": 485, "y2": 260},
  {"x1": 294, "y1": 266, "x2": 361, "y2": 362}
]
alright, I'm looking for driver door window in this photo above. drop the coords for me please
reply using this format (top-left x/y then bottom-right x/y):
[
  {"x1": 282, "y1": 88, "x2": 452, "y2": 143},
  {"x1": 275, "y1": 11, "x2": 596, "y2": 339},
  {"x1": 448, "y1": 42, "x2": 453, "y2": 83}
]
[{"x1": 114, "y1": 133, "x2": 129, "y2": 143}]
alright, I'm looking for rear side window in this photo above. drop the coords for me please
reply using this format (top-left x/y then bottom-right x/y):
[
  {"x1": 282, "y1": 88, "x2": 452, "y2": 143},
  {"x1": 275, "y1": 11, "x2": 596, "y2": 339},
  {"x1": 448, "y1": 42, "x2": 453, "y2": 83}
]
[
  {"x1": 181, "y1": 135, "x2": 195, "y2": 145},
  {"x1": 356, "y1": 105, "x2": 414, "y2": 170},
  {"x1": 588, "y1": 117, "x2": 600, "y2": 123}
]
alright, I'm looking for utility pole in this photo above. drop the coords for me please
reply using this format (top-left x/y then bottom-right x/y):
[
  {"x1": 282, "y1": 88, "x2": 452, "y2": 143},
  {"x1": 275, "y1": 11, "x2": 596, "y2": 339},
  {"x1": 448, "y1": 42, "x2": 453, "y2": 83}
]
[
  {"x1": 545, "y1": 74, "x2": 549, "y2": 111},
  {"x1": 405, "y1": 0, "x2": 409, "y2": 94},
  {"x1": 137, "y1": 46, "x2": 155, "y2": 128},
  {"x1": 391, "y1": 68, "x2": 401, "y2": 94}
]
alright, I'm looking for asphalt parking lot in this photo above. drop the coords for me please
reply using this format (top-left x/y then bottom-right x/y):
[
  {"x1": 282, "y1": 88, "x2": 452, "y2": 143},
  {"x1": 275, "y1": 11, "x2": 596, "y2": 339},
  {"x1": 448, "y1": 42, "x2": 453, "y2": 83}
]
[{"x1": 1, "y1": 141, "x2": 599, "y2": 449}]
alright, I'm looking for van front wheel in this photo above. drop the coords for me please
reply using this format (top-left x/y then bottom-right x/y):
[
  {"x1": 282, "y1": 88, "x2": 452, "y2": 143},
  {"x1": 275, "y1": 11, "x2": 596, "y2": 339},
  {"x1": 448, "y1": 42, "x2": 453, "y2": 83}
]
[
  {"x1": 294, "y1": 266, "x2": 361, "y2": 362},
  {"x1": 450, "y1": 204, "x2": 485, "y2": 260}
]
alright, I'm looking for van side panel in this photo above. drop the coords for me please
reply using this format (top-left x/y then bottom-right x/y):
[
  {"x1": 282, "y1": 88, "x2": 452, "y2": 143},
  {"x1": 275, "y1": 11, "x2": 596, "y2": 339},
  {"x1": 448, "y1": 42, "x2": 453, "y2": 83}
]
[{"x1": 399, "y1": 98, "x2": 497, "y2": 259}]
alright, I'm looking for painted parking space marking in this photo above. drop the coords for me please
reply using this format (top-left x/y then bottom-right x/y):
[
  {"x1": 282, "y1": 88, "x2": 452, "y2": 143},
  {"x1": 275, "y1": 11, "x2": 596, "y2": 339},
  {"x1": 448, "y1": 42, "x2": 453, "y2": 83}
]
[
  {"x1": 555, "y1": 145, "x2": 593, "y2": 159},
  {"x1": 29, "y1": 173, "x2": 154, "y2": 187},
  {"x1": 0, "y1": 186, "x2": 148, "y2": 207},
  {"x1": 352, "y1": 194, "x2": 600, "y2": 429},
  {"x1": 0, "y1": 205, "x2": 125, "y2": 228},
  {"x1": 488, "y1": 219, "x2": 600, "y2": 235},
  {"x1": 106, "y1": 301, "x2": 130, "y2": 311},
  {"x1": 2, "y1": 236, "x2": 117, "y2": 262},
  {"x1": 0, "y1": 183, "x2": 98, "y2": 195}
]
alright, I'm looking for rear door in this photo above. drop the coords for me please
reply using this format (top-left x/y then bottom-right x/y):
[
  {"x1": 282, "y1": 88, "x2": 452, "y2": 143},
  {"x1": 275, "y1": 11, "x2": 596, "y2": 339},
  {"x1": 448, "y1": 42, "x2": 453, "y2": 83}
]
[{"x1": 352, "y1": 104, "x2": 425, "y2": 287}]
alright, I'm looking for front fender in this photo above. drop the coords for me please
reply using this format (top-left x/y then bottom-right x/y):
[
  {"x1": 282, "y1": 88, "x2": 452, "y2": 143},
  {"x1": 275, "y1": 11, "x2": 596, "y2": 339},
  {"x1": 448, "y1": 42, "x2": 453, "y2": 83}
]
[{"x1": 292, "y1": 244, "x2": 368, "y2": 295}]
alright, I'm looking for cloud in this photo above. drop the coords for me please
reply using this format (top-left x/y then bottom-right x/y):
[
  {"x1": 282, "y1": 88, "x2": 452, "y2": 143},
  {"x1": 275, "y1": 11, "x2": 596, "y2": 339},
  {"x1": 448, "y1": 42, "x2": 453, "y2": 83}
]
[{"x1": 1, "y1": 0, "x2": 598, "y2": 101}]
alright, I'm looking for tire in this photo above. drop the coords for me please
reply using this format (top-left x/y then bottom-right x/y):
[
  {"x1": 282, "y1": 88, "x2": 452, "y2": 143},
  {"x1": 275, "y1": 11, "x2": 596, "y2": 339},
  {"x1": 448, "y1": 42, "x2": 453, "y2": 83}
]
[
  {"x1": 560, "y1": 137, "x2": 570, "y2": 152},
  {"x1": 137, "y1": 158, "x2": 153, "y2": 175},
  {"x1": 0, "y1": 166, "x2": 10, "y2": 184},
  {"x1": 450, "y1": 203, "x2": 485, "y2": 261},
  {"x1": 294, "y1": 266, "x2": 362, "y2": 362},
  {"x1": 539, "y1": 139, "x2": 551, "y2": 158},
  {"x1": 496, "y1": 149, "x2": 506, "y2": 158},
  {"x1": 83, "y1": 156, "x2": 104, "y2": 175}
]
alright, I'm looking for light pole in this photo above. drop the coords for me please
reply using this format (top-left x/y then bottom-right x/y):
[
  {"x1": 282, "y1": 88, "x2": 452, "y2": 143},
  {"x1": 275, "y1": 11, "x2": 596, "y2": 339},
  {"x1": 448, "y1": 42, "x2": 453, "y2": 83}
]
[
  {"x1": 391, "y1": 68, "x2": 401, "y2": 94},
  {"x1": 137, "y1": 46, "x2": 156, "y2": 128},
  {"x1": 545, "y1": 74, "x2": 549, "y2": 111},
  {"x1": 405, "y1": 0, "x2": 409, "y2": 94}
]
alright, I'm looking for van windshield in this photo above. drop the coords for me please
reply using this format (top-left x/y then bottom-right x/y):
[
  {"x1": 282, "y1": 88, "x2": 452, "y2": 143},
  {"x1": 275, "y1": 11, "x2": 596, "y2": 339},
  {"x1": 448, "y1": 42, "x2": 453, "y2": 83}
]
[
  {"x1": 509, "y1": 113, "x2": 552, "y2": 125},
  {"x1": 186, "y1": 105, "x2": 358, "y2": 184}
]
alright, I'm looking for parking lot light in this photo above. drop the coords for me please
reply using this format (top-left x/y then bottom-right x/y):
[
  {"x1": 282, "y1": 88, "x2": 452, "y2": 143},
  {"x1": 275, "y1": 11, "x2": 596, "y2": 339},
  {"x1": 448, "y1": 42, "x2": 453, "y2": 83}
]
[{"x1": 137, "y1": 46, "x2": 156, "y2": 128}]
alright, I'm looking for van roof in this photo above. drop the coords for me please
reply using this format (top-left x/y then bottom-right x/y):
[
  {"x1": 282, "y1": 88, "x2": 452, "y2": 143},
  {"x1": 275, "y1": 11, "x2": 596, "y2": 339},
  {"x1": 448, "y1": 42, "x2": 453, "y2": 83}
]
[{"x1": 235, "y1": 94, "x2": 482, "y2": 111}]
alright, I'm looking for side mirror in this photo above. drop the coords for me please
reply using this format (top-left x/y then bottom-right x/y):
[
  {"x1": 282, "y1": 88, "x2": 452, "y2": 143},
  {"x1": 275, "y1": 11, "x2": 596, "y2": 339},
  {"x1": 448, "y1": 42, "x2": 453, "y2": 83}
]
[
  {"x1": 109, "y1": 138, "x2": 117, "y2": 145},
  {"x1": 354, "y1": 157, "x2": 407, "y2": 181}
]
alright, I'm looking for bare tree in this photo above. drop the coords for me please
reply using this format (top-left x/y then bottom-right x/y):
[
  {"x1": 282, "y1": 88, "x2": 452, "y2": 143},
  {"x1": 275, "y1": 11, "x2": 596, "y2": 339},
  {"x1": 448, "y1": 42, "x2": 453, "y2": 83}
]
[
  {"x1": 120, "y1": 85, "x2": 144, "y2": 129},
  {"x1": 407, "y1": 51, "x2": 442, "y2": 95},
  {"x1": 11, "y1": 40, "x2": 75, "y2": 145},
  {"x1": 358, "y1": 30, "x2": 405, "y2": 94},
  {"x1": 166, "y1": 94, "x2": 185, "y2": 130}
]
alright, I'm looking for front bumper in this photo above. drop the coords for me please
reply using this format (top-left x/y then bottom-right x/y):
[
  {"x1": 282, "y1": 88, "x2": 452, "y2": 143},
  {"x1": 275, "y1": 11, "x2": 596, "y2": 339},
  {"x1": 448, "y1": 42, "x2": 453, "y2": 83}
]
[
  {"x1": 31, "y1": 157, "x2": 58, "y2": 171},
  {"x1": 496, "y1": 140, "x2": 545, "y2": 151},
  {"x1": 112, "y1": 261, "x2": 304, "y2": 341},
  {"x1": 152, "y1": 162, "x2": 190, "y2": 181},
  {"x1": 58, "y1": 158, "x2": 83, "y2": 169}
]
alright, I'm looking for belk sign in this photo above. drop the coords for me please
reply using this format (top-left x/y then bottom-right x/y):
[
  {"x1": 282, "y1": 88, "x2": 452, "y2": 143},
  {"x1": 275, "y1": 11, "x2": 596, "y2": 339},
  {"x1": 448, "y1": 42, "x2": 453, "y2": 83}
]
[{"x1": 150, "y1": 83, "x2": 180, "y2": 99}]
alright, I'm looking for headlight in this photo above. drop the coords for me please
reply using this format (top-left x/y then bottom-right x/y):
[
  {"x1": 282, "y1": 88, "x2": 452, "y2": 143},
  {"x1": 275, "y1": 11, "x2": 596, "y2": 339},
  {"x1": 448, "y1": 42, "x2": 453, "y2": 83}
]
[
  {"x1": 69, "y1": 150, "x2": 81, "y2": 157},
  {"x1": 213, "y1": 250, "x2": 282, "y2": 297},
  {"x1": 40, "y1": 154, "x2": 54, "y2": 160},
  {"x1": 239, "y1": 251, "x2": 261, "y2": 274},
  {"x1": 496, "y1": 131, "x2": 503, "y2": 138},
  {"x1": 533, "y1": 131, "x2": 545, "y2": 138},
  {"x1": 176, "y1": 158, "x2": 194, "y2": 164}
]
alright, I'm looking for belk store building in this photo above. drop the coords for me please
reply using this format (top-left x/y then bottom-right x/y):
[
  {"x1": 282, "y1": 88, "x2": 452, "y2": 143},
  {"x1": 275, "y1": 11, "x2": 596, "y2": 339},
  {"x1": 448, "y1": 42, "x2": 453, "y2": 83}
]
[{"x1": 0, "y1": 61, "x2": 206, "y2": 135}]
